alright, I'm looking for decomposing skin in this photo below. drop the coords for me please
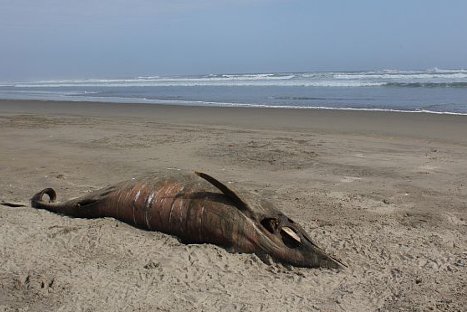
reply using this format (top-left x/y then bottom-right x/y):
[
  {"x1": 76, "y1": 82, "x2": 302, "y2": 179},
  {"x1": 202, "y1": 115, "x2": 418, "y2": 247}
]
[{"x1": 31, "y1": 171, "x2": 345, "y2": 269}]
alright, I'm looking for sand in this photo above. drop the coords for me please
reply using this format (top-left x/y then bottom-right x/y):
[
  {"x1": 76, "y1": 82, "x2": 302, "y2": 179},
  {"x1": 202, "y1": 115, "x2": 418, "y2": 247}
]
[{"x1": 0, "y1": 100, "x2": 466, "y2": 311}]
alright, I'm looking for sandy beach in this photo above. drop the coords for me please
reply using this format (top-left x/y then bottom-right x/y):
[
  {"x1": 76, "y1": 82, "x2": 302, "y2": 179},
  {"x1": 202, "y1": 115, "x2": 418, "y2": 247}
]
[{"x1": 0, "y1": 99, "x2": 466, "y2": 311}]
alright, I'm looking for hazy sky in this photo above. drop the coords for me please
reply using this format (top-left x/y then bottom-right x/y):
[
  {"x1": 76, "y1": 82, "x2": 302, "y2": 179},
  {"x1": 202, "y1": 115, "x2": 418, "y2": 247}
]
[{"x1": 1, "y1": 0, "x2": 467, "y2": 80}]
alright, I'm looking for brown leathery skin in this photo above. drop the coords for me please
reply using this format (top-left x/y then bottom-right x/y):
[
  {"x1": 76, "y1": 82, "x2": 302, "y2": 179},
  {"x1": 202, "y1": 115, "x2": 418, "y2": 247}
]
[{"x1": 31, "y1": 171, "x2": 345, "y2": 269}]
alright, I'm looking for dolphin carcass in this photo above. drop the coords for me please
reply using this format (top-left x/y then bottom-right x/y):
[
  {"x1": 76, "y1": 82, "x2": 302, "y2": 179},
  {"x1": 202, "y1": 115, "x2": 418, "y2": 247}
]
[{"x1": 31, "y1": 171, "x2": 344, "y2": 269}]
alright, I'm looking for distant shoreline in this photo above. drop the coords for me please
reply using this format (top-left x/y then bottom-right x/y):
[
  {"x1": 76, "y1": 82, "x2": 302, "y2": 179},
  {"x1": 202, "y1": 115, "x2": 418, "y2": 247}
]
[
  {"x1": 1, "y1": 96, "x2": 467, "y2": 117},
  {"x1": 1, "y1": 99, "x2": 466, "y2": 144}
]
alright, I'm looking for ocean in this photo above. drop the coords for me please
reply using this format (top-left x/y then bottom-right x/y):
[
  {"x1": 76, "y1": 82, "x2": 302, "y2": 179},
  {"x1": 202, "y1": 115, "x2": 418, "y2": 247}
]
[{"x1": 1, "y1": 69, "x2": 467, "y2": 115}]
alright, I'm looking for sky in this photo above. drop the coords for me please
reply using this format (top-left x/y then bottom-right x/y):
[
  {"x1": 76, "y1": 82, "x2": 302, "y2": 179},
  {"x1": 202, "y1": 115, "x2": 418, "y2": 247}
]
[{"x1": 1, "y1": 0, "x2": 467, "y2": 81}]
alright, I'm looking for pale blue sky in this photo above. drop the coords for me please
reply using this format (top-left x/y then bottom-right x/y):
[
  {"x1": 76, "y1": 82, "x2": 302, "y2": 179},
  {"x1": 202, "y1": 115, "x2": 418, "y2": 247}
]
[{"x1": 1, "y1": 0, "x2": 466, "y2": 80}]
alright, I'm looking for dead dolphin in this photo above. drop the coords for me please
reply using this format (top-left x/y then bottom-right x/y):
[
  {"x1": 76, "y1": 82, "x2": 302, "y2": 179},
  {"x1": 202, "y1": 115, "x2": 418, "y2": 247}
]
[{"x1": 31, "y1": 171, "x2": 344, "y2": 269}]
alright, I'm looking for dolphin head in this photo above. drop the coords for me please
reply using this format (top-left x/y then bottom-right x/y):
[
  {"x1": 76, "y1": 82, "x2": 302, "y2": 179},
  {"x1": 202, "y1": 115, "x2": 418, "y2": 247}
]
[
  {"x1": 195, "y1": 171, "x2": 345, "y2": 269},
  {"x1": 257, "y1": 214, "x2": 345, "y2": 269}
]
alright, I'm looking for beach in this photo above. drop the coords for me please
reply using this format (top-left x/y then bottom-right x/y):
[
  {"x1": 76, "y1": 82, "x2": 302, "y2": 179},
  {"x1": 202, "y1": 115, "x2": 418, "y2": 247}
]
[{"x1": 0, "y1": 99, "x2": 466, "y2": 311}]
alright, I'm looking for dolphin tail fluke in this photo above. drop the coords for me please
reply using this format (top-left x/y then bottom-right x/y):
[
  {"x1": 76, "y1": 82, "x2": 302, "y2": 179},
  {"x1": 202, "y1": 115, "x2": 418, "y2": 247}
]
[
  {"x1": 31, "y1": 187, "x2": 111, "y2": 218},
  {"x1": 31, "y1": 188, "x2": 57, "y2": 210},
  {"x1": 31, "y1": 187, "x2": 84, "y2": 216}
]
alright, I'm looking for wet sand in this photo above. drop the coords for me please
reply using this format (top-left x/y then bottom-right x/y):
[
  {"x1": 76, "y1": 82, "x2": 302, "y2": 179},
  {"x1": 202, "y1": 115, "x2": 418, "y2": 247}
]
[{"x1": 1, "y1": 100, "x2": 466, "y2": 311}]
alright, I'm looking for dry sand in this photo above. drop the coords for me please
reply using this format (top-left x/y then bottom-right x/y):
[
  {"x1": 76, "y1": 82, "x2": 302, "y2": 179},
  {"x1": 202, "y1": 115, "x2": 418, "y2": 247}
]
[{"x1": 0, "y1": 100, "x2": 466, "y2": 311}]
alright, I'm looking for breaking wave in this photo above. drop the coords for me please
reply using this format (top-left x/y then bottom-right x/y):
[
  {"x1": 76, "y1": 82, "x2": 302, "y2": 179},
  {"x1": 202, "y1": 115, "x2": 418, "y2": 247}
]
[{"x1": 8, "y1": 69, "x2": 467, "y2": 88}]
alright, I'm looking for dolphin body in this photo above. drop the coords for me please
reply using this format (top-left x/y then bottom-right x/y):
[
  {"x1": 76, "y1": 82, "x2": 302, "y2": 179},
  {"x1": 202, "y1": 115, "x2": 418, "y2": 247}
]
[{"x1": 31, "y1": 171, "x2": 344, "y2": 269}]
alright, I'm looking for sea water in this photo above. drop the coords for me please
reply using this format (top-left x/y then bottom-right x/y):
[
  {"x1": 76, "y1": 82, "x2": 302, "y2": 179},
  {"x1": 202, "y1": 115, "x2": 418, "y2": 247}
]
[{"x1": 1, "y1": 69, "x2": 467, "y2": 115}]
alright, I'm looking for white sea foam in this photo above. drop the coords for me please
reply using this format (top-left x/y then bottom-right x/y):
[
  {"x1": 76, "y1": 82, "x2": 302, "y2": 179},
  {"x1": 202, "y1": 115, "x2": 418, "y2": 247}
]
[
  {"x1": 13, "y1": 78, "x2": 384, "y2": 88},
  {"x1": 334, "y1": 72, "x2": 467, "y2": 80},
  {"x1": 12, "y1": 69, "x2": 467, "y2": 88}
]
